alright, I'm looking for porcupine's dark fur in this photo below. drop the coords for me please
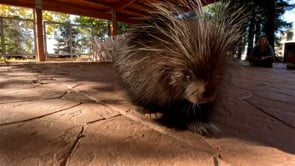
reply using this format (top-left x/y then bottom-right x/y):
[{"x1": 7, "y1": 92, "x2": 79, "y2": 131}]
[{"x1": 115, "y1": 0, "x2": 246, "y2": 135}]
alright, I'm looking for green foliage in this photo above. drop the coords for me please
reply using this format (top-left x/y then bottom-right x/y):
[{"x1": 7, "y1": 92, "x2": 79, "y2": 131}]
[
  {"x1": 0, "y1": 17, "x2": 34, "y2": 55},
  {"x1": 199, "y1": 0, "x2": 295, "y2": 58},
  {"x1": 42, "y1": 11, "x2": 70, "y2": 22},
  {"x1": 74, "y1": 16, "x2": 108, "y2": 40},
  {"x1": 43, "y1": 11, "x2": 71, "y2": 35},
  {"x1": 117, "y1": 22, "x2": 131, "y2": 34},
  {"x1": 0, "y1": 5, "x2": 73, "y2": 56},
  {"x1": 0, "y1": 4, "x2": 35, "y2": 55},
  {"x1": 215, "y1": 0, "x2": 294, "y2": 58},
  {"x1": 74, "y1": 16, "x2": 130, "y2": 39},
  {"x1": 0, "y1": 4, "x2": 33, "y2": 19},
  {"x1": 275, "y1": 0, "x2": 295, "y2": 32},
  {"x1": 74, "y1": 16, "x2": 108, "y2": 26},
  {"x1": 52, "y1": 23, "x2": 90, "y2": 56}
]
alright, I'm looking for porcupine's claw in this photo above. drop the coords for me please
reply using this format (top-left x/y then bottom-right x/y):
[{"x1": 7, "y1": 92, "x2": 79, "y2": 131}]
[{"x1": 186, "y1": 121, "x2": 221, "y2": 136}]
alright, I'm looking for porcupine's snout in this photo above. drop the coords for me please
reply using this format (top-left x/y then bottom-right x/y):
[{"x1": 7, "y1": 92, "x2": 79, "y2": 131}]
[{"x1": 184, "y1": 80, "x2": 216, "y2": 104}]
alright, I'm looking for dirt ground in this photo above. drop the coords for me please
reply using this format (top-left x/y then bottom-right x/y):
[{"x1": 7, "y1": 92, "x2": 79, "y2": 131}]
[{"x1": 0, "y1": 61, "x2": 294, "y2": 166}]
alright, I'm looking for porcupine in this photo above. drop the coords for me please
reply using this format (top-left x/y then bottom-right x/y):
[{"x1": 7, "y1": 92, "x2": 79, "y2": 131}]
[{"x1": 115, "y1": 0, "x2": 246, "y2": 135}]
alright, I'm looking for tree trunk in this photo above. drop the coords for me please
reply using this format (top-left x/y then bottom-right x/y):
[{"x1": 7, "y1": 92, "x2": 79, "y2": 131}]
[
  {"x1": 264, "y1": 0, "x2": 275, "y2": 52},
  {"x1": 247, "y1": 15, "x2": 256, "y2": 57}
]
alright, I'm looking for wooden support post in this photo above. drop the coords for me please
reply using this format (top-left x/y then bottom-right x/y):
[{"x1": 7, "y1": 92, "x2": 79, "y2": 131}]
[
  {"x1": 34, "y1": 0, "x2": 45, "y2": 61},
  {"x1": 111, "y1": 9, "x2": 117, "y2": 38}
]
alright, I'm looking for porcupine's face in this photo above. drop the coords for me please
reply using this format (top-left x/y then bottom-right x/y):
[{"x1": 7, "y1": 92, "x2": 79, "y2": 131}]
[
  {"x1": 183, "y1": 75, "x2": 218, "y2": 104},
  {"x1": 175, "y1": 22, "x2": 226, "y2": 105},
  {"x1": 164, "y1": 33, "x2": 223, "y2": 105},
  {"x1": 166, "y1": 27, "x2": 223, "y2": 105},
  {"x1": 178, "y1": 40, "x2": 223, "y2": 105},
  {"x1": 166, "y1": 63, "x2": 220, "y2": 105}
]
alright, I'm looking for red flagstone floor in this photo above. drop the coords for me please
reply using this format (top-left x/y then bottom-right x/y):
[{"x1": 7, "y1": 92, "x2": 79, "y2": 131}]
[{"x1": 0, "y1": 61, "x2": 294, "y2": 166}]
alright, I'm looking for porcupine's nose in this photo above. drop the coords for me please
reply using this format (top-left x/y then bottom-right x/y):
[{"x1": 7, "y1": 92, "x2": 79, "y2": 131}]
[
  {"x1": 198, "y1": 91, "x2": 215, "y2": 103},
  {"x1": 184, "y1": 81, "x2": 216, "y2": 104},
  {"x1": 196, "y1": 91, "x2": 216, "y2": 104},
  {"x1": 197, "y1": 91, "x2": 207, "y2": 99}
]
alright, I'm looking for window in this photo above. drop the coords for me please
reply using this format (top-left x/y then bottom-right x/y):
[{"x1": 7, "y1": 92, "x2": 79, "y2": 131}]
[{"x1": 287, "y1": 32, "x2": 293, "y2": 41}]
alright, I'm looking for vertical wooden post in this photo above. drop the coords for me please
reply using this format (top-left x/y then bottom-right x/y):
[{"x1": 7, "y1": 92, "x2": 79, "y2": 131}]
[
  {"x1": 34, "y1": 0, "x2": 45, "y2": 61},
  {"x1": 111, "y1": 9, "x2": 117, "y2": 38}
]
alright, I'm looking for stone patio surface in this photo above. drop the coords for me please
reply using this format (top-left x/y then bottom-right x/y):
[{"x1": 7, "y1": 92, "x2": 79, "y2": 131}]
[{"x1": 0, "y1": 61, "x2": 294, "y2": 166}]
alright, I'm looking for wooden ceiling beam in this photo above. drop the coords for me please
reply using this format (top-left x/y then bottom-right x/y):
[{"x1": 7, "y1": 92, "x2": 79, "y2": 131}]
[
  {"x1": 112, "y1": 9, "x2": 145, "y2": 18},
  {"x1": 0, "y1": 0, "x2": 35, "y2": 8},
  {"x1": 129, "y1": 1, "x2": 153, "y2": 13},
  {"x1": 42, "y1": 2, "x2": 112, "y2": 20},
  {"x1": 116, "y1": 14, "x2": 140, "y2": 24},
  {"x1": 58, "y1": 0, "x2": 111, "y2": 10},
  {"x1": 114, "y1": 0, "x2": 136, "y2": 10}
]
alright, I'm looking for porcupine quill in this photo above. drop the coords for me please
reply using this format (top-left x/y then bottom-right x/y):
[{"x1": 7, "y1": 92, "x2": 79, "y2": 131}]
[{"x1": 115, "y1": 0, "x2": 246, "y2": 135}]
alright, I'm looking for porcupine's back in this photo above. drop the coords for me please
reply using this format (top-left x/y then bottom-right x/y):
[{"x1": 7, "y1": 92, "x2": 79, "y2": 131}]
[{"x1": 115, "y1": 1, "x2": 245, "y2": 111}]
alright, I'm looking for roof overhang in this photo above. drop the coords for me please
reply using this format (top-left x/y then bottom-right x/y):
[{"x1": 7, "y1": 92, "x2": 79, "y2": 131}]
[{"x1": 0, "y1": 0, "x2": 216, "y2": 23}]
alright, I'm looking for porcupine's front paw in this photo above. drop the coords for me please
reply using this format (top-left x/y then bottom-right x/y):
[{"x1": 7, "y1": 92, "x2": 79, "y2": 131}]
[
  {"x1": 184, "y1": 102, "x2": 220, "y2": 136},
  {"x1": 186, "y1": 121, "x2": 220, "y2": 136}
]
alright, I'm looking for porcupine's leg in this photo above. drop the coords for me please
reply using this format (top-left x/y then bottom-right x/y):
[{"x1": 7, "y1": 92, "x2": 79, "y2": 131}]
[
  {"x1": 158, "y1": 100, "x2": 220, "y2": 135},
  {"x1": 184, "y1": 102, "x2": 220, "y2": 136}
]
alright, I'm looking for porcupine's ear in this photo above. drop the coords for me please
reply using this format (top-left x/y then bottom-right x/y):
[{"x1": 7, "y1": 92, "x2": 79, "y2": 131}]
[
  {"x1": 159, "y1": 65, "x2": 182, "y2": 85},
  {"x1": 160, "y1": 66, "x2": 173, "y2": 77}
]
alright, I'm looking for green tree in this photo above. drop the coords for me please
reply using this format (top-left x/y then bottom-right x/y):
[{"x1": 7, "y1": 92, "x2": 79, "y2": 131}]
[
  {"x1": 227, "y1": 0, "x2": 294, "y2": 57},
  {"x1": 0, "y1": 4, "x2": 34, "y2": 55},
  {"x1": 117, "y1": 22, "x2": 130, "y2": 35},
  {"x1": 74, "y1": 16, "x2": 130, "y2": 40},
  {"x1": 74, "y1": 16, "x2": 109, "y2": 40},
  {"x1": 0, "y1": 5, "x2": 33, "y2": 19},
  {"x1": 53, "y1": 23, "x2": 81, "y2": 56},
  {"x1": 42, "y1": 11, "x2": 70, "y2": 34}
]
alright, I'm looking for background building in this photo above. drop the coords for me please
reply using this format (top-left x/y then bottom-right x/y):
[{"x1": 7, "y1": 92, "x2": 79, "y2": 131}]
[{"x1": 279, "y1": 28, "x2": 295, "y2": 62}]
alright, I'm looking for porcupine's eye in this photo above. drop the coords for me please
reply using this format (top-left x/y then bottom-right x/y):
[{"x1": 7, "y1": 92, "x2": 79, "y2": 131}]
[{"x1": 185, "y1": 74, "x2": 192, "y2": 81}]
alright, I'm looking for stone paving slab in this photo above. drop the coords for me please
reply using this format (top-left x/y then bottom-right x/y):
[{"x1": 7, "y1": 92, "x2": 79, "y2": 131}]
[
  {"x1": 0, "y1": 119, "x2": 82, "y2": 166},
  {"x1": 0, "y1": 99, "x2": 80, "y2": 125},
  {"x1": 67, "y1": 115, "x2": 222, "y2": 166},
  {"x1": 0, "y1": 61, "x2": 294, "y2": 166},
  {"x1": 208, "y1": 63, "x2": 295, "y2": 165}
]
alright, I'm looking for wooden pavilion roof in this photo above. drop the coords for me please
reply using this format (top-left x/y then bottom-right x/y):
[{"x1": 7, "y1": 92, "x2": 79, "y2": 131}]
[{"x1": 0, "y1": 0, "x2": 216, "y2": 23}]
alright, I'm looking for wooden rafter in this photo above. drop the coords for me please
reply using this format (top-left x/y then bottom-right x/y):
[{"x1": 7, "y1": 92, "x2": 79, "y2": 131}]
[{"x1": 114, "y1": 0, "x2": 136, "y2": 10}]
